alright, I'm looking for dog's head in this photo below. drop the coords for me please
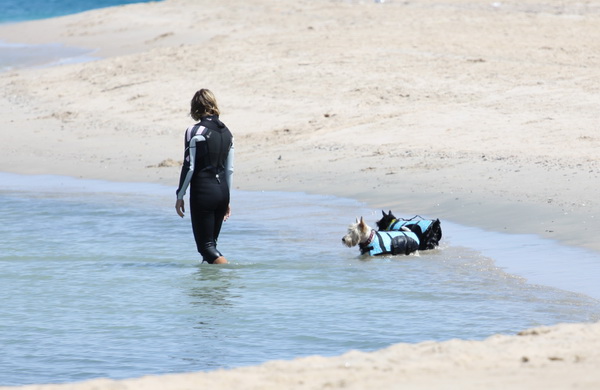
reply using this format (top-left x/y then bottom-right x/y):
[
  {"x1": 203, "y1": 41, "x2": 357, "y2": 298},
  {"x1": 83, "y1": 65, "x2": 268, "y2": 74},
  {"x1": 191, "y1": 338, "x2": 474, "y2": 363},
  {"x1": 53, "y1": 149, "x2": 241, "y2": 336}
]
[
  {"x1": 342, "y1": 217, "x2": 371, "y2": 247},
  {"x1": 376, "y1": 210, "x2": 396, "y2": 231}
]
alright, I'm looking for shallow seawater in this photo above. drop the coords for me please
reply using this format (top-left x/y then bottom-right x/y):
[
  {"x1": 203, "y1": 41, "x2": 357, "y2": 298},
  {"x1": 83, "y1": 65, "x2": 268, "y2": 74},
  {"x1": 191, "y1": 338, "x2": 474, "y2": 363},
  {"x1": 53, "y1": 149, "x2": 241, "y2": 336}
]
[
  {"x1": 0, "y1": 41, "x2": 96, "y2": 72},
  {"x1": 1, "y1": 173, "x2": 599, "y2": 386}
]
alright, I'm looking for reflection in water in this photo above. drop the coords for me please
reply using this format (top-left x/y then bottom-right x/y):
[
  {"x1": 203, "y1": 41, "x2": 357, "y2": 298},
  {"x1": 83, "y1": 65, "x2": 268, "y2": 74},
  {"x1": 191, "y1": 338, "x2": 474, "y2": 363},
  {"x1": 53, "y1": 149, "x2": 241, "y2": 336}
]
[
  {"x1": 189, "y1": 266, "x2": 239, "y2": 306},
  {"x1": 188, "y1": 266, "x2": 242, "y2": 333}
]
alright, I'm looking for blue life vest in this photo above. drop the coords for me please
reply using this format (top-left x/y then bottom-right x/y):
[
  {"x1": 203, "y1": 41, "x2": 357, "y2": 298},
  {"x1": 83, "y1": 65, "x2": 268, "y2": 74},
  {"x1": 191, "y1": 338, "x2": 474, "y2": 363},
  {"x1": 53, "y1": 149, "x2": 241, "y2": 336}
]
[
  {"x1": 384, "y1": 217, "x2": 442, "y2": 250},
  {"x1": 359, "y1": 230, "x2": 420, "y2": 256}
]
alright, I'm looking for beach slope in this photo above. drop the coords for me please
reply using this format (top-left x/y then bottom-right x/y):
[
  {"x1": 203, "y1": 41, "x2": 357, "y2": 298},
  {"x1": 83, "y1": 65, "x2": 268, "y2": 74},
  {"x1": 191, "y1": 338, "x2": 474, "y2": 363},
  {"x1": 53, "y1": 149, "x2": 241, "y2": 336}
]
[{"x1": 1, "y1": 0, "x2": 599, "y2": 249}]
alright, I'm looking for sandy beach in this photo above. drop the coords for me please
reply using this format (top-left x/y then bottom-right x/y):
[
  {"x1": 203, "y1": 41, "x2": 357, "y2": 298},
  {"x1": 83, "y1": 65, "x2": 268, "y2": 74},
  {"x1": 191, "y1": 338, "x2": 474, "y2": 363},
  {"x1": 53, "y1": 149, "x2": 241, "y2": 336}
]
[{"x1": 1, "y1": 0, "x2": 600, "y2": 388}]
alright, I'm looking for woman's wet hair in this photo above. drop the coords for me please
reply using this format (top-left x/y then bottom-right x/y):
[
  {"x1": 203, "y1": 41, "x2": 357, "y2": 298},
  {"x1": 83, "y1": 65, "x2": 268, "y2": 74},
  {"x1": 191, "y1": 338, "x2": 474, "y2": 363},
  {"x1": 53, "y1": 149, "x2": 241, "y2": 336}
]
[{"x1": 190, "y1": 89, "x2": 220, "y2": 121}]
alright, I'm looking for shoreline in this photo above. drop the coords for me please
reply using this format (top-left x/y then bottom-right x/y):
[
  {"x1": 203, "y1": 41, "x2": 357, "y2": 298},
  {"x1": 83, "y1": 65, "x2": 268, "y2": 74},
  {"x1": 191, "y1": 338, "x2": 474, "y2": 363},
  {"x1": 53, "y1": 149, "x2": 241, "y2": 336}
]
[
  {"x1": 3, "y1": 321, "x2": 600, "y2": 390},
  {"x1": 0, "y1": 40, "x2": 97, "y2": 73},
  {"x1": 3, "y1": 170, "x2": 600, "y2": 302},
  {"x1": 1, "y1": 0, "x2": 600, "y2": 388}
]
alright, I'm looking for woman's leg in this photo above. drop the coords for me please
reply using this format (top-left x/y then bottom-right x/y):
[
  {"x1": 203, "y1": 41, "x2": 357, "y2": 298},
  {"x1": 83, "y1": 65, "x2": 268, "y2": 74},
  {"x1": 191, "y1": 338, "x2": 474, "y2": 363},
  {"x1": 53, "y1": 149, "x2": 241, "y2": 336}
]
[
  {"x1": 190, "y1": 208, "x2": 226, "y2": 263},
  {"x1": 189, "y1": 179, "x2": 230, "y2": 264},
  {"x1": 209, "y1": 203, "x2": 229, "y2": 263}
]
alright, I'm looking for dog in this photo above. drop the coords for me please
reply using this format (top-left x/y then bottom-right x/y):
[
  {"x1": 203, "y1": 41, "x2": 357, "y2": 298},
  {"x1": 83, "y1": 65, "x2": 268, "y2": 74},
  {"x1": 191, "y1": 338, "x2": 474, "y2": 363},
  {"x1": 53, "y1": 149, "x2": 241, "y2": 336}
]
[
  {"x1": 376, "y1": 210, "x2": 442, "y2": 250},
  {"x1": 375, "y1": 210, "x2": 397, "y2": 231},
  {"x1": 342, "y1": 217, "x2": 420, "y2": 256}
]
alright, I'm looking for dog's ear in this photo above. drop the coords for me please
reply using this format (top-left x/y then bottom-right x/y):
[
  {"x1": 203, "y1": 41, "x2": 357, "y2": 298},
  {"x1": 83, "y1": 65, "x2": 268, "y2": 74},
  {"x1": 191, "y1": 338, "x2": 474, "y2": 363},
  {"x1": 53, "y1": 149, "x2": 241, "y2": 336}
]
[
  {"x1": 359, "y1": 217, "x2": 370, "y2": 232},
  {"x1": 355, "y1": 216, "x2": 360, "y2": 224},
  {"x1": 381, "y1": 210, "x2": 386, "y2": 216},
  {"x1": 388, "y1": 210, "x2": 392, "y2": 215}
]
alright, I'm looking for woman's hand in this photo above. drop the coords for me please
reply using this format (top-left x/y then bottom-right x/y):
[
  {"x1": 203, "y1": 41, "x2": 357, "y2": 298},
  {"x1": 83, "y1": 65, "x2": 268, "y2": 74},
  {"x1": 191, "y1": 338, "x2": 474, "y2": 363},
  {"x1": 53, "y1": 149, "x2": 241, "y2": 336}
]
[
  {"x1": 224, "y1": 205, "x2": 231, "y2": 221},
  {"x1": 176, "y1": 199, "x2": 185, "y2": 218}
]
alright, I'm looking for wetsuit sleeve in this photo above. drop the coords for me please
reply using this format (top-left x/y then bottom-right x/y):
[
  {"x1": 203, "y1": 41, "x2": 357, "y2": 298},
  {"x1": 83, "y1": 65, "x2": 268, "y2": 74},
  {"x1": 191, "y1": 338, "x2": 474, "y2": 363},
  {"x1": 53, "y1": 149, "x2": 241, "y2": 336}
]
[
  {"x1": 176, "y1": 127, "x2": 192, "y2": 200},
  {"x1": 225, "y1": 139, "x2": 234, "y2": 191},
  {"x1": 176, "y1": 125, "x2": 207, "y2": 200}
]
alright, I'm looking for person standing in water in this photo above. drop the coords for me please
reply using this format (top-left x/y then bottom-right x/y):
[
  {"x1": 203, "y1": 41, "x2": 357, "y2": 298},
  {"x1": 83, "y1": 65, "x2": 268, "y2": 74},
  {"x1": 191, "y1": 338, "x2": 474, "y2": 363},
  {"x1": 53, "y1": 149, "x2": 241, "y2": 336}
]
[{"x1": 175, "y1": 89, "x2": 234, "y2": 264}]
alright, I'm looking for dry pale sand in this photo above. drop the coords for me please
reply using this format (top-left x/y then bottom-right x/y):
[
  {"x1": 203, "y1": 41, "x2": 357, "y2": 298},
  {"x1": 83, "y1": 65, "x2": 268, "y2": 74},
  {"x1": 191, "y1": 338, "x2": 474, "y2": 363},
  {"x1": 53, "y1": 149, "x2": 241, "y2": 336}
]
[{"x1": 1, "y1": 0, "x2": 600, "y2": 388}]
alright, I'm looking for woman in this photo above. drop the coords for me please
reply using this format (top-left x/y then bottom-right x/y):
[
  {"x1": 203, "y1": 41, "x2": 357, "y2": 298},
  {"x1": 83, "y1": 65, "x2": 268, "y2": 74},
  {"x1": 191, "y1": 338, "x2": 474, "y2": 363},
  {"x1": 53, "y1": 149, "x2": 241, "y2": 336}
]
[{"x1": 175, "y1": 89, "x2": 234, "y2": 264}]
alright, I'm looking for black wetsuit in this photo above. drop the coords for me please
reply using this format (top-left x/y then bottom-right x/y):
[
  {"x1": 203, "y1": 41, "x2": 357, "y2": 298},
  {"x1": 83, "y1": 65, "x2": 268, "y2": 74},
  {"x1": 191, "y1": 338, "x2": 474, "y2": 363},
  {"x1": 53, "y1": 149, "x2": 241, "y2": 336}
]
[{"x1": 176, "y1": 115, "x2": 234, "y2": 263}]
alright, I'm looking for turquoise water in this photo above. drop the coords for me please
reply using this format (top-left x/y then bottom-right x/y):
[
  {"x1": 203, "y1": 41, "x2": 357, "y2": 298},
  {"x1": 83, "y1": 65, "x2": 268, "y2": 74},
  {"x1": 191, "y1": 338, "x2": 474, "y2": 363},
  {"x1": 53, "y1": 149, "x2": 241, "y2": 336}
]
[
  {"x1": 0, "y1": 0, "x2": 161, "y2": 71},
  {"x1": 0, "y1": 0, "x2": 161, "y2": 23},
  {"x1": 1, "y1": 173, "x2": 600, "y2": 386}
]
